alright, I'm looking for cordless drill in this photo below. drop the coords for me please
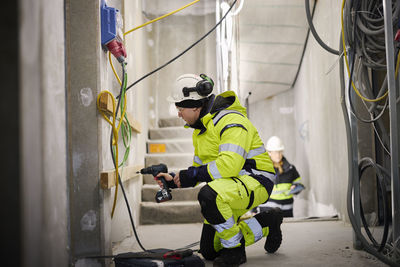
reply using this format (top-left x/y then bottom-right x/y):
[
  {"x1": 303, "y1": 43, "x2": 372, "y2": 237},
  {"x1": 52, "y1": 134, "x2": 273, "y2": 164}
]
[{"x1": 138, "y1": 164, "x2": 172, "y2": 203}]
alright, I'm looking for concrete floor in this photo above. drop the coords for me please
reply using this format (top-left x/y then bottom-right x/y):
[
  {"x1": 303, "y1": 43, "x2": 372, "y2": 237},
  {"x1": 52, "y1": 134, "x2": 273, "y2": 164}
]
[{"x1": 112, "y1": 218, "x2": 389, "y2": 267}]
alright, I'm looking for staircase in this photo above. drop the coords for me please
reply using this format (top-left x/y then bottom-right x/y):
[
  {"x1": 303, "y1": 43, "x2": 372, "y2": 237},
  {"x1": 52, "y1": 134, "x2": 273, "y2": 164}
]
[{"x1": 140, "y1": 118, "x2": 204, "y2": 225}]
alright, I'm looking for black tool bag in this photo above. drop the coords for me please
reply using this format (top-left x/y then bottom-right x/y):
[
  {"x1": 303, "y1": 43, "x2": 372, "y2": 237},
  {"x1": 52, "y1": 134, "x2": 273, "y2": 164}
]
[{"x1": 114, "y1": 248, "x2": 205, "y2": 267}]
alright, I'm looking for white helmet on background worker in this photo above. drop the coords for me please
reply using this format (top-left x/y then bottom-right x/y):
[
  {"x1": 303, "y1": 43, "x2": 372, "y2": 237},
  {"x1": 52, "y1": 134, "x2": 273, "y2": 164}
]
[
  {"x1": 167, "y1": 73, "x2": 214, "y2": 104},
  {"x1": 266, "y1": 136, "x2": 285, "y2": 152}
]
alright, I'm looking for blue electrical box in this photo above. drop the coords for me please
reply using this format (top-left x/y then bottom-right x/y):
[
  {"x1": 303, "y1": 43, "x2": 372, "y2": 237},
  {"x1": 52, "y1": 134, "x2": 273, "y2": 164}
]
[{"x1": 101, "y1": 0, "x2": 123, "y2": 47}]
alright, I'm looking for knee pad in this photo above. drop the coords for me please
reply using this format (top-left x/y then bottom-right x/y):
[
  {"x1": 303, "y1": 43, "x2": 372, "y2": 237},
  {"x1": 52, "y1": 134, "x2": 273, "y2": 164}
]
[
  {"x1": 198, "y1": 185, "x2": 225, "y2": 225},
  {"x1": 255, "y1": 208, "x2": 283, "y2": 228},
  {"x1": 199, "y1": 224, "x2": 219, "y2": 260}
]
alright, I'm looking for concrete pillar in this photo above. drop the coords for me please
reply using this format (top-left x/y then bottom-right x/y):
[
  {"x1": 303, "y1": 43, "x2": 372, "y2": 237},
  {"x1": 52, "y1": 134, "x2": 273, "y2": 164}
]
[{"x1": 65, "y1": 0, "x2": 107, "y2": 265}]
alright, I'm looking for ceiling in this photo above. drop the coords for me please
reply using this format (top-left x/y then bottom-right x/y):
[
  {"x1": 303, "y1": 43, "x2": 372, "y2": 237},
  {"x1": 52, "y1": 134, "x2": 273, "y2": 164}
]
[
  {"x1": 238, "y1": 0, "x2": 313, "y2": 103},
  {"x1": 141, "y1": 0, "x2": 314, "y2": 103}
]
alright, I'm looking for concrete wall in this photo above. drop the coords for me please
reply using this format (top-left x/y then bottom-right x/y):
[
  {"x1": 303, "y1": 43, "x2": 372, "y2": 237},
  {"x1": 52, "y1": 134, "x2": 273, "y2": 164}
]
[
  {"x1": 250, "y1": 90, "x2": 312, "y2": 218},
  {"x1": 20, "y1": 0, "x2": 68, "y2": 266},
  {"x1": 143, "y1": 1, "x2": 217, "y2": 125},
  {"x1": 293, "y1": 0, "x2": 348, "y2": 219},
  {"x1": 250, "y1": 1, "x2": 348, "y2": 219}
]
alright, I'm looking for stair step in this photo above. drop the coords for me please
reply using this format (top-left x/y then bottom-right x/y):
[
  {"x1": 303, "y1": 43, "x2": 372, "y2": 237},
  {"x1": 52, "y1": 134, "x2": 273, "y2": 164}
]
[
  {"x1": 145, "y1": 153, "x2": 193, "y2": 170},
  {"x1": 147, "y1": 139, "x2": 193, "y2": 154},
  {"x1": 143, "y1": 174, "x2": 158, "y2": 185},
  {"x1": 142, "y1": 184, "x2": 204, "y2": 202},
  {"x1": 158, "y1": 117, "x2": 185, "y2": 127},
  {"x1": 149, "y1": 126, "x2": 193, "y2": 140},
  {"x1": 140, "y1": 201, "x2": 203, "y2": 225}
]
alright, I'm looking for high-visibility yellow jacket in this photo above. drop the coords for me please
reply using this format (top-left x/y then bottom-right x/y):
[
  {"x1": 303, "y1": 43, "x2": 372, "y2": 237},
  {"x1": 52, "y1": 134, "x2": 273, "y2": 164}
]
[
  {"x1": 179, "y1": 91, "x2": 276, "y2": 189},
  {"x1": 269, "y1": 157, "x2": 301, "y2": 203}
]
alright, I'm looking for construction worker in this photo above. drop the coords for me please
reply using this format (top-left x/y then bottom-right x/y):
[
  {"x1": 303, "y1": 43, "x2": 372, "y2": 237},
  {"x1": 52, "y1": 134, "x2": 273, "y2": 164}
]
[
  {"x1": 254, "y1": 136, "x2": 304, "y2": 217},
  {"x1": 156, "y1": 73, "x2": 283, "y2": 267}
]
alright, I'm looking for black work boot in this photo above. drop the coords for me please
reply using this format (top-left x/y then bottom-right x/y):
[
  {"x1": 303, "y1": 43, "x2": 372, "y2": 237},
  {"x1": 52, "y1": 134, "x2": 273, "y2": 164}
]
[
  {"x1": 213, "y1": 243, "x2": 245, "y2": 267},
  {"x1": 240, "y1": 251, "x2": 247, "y2": 265},
  {"x1": 255, "y1": 208, "x2": 283, "y2": 253},
  {"x1": 239, "y1": 238, "x2": 247, "y2": 264}
]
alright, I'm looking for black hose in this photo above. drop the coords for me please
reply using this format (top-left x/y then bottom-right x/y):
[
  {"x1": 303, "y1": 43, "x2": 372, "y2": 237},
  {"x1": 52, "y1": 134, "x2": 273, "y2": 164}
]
[
  {"x1": 305, "y1": 0, "x2": 340, "y2": 55},
  {"x1": 110, "y1": 62, "x2": 147, "y2": 252},
  {"x1": 358, "y1": 157, "x2": 390, "y2": 252},
  {"x1": 291, "y1": 0, "x2": 317, "y2": 87}
]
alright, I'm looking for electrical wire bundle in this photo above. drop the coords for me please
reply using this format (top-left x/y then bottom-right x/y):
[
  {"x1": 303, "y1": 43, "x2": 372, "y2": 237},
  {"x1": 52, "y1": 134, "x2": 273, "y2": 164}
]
[
  {"x1": 344, "y1": 0, "x2": 399, "y2": 70},
  {"x1": 305, "y1": 0, "x2": 400, "y2": 265},
  {"x1": 342, "y1": 0, "x2": 399, "y2": 121},
  {"x1": 340, "y1": 0, "x2": 400, "y2": 266}
]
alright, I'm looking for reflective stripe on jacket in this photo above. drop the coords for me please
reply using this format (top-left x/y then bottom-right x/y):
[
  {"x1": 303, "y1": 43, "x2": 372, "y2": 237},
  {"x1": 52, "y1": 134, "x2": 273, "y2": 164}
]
[{"x1": 191, "y1": 91, "x2": 275, "y2": 186}]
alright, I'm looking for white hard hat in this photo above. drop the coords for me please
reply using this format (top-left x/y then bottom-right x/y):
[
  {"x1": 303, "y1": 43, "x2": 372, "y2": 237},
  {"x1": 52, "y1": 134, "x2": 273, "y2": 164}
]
[
  {"x1": 167, "y1": 73, "x2": 213, "y2": 103},
  {"x1": 266, "y1": 136, "x2": 284, "y2": 151}
]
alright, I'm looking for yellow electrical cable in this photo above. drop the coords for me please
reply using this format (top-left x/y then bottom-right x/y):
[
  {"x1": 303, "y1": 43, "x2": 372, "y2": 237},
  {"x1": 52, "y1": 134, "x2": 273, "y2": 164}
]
[
  {"x1": 109, "y1": 0, "x2": 201, "y2": 84},
  {"x1": 96, "y1": 90, "x2": 127, "y2": 218},
  {"x1": 109, "y1": 51, "x2": 122, "y2": 85},
  {"x1": 341, "y1": 0, "x2": 389, "y2": 102},
  {"x1": 123, "y1": 0, "x2": 201, "y2": 36}
]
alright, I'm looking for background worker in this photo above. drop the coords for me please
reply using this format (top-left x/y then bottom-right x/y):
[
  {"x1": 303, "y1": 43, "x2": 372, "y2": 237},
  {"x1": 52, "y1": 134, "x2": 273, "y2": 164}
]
[
  {"x1": 156, "y1": 73, "x2": 283, "y2": 267},
  {"x1": 254, "y1": 136, "x2": 304, "y2": 217}
]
